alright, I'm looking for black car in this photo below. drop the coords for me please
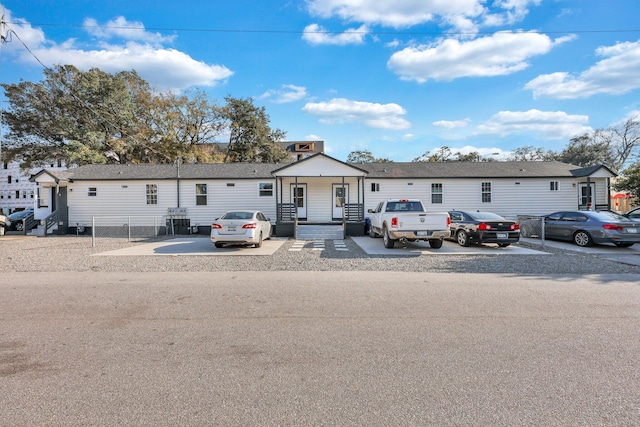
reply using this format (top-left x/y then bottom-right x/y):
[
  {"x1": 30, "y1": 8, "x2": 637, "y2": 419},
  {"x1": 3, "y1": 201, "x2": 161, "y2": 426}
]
[
  {"x1": 6, "y1": 208, "x2": 35, "y2": 231},
  {"x1": 448, "y1": 211, "x2": 520, "y2": 247}
]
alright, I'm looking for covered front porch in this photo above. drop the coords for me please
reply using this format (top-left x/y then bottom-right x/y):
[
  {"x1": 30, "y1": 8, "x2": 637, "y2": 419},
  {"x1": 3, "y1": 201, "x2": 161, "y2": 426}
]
[{"x1": 271, "y1": 154, "x2": 369, "y2": 238}]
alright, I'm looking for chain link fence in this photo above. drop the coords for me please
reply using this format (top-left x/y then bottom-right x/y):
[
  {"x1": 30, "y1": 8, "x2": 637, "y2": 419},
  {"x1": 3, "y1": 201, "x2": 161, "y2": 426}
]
[
  {"x1": 517, "y1": 215, "x2": 546, "y2": 249},
  {"x1": 91, "y1": 216, "x2": 168, "y2": 247}
]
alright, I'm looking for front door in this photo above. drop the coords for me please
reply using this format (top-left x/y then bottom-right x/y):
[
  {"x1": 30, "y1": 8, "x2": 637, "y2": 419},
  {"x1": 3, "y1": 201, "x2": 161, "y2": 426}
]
[
  {"x1": 332, "y1": 184, "x2": 348, "y2": 219},
  {"x1": 579, "y1": 183, "x2": 596, "y2": 208},
  {"x1": 291, "y1": 184, "x2": 307, "y2": 219}
]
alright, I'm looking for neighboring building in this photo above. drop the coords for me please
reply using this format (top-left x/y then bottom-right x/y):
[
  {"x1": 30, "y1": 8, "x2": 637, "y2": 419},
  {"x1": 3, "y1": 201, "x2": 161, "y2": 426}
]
[
  {"x1": 1, "y1": 160, "x2": 67, "y2": 215},
  {"x1": 30, "y1": 154, "x2": 615, "y2": 236},
  {"x1": 214, "y1": 140, "x2": 325, "y2": 162}
]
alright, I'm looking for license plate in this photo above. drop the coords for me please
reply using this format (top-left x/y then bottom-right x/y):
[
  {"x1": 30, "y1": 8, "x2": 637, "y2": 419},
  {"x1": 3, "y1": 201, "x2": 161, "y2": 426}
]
[
  {"x1": 416, "y1": 231, "x2": 429, "y2": 236},
  {"x1": 626, "y1": 228, "x2": 638, "y2": 233},
  {"x1": 496, "y1": 233, "x2": 508, "y2": 239},
  {"x1": 227, "y1": 227, "x2": 236, "y2": 232}
]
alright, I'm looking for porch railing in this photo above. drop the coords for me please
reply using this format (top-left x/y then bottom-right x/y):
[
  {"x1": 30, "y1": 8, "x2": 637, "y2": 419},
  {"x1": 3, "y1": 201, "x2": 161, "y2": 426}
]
[
  {"x1": 41, "y1": 210, "x2": 59, "y2": 236},
  {"x1": 344, "y1": 203, "x2": 364, "y2": 222},
  {"x1": 277, "y1": 203, "x2": 297, "y2": 222}
]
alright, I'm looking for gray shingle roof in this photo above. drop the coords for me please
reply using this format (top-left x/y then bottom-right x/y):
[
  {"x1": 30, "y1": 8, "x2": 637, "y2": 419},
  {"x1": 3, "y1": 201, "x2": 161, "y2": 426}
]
[
  {"x1": 63, "y1": 163, "x2": 277, "y2": 181},
  {"x1": 40, "y1": 159, "x2": 614, "y2": 182},
  {"x1": 358, "y1": 161, "x2": 614, "y2": 179}
]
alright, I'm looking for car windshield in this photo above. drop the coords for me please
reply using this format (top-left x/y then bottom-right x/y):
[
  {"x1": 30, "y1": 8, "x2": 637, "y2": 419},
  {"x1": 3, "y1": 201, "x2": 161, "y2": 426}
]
[
  {"x1": 589, "y1": 211, "x2": 631, "y2": 222},
  {"x1": 221, "y1": 211, "x2": 254, "y2": 220}
]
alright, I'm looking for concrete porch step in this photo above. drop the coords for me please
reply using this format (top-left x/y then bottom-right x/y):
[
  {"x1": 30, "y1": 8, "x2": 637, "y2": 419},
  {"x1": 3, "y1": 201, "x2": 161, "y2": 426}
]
[{"x1": 296, "y1": 224, "x2": 344, "y2": 240}]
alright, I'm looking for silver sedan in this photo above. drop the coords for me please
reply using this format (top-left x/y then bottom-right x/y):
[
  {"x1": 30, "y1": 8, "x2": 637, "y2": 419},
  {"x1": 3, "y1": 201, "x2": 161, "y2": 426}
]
[
  {"x1": 544, "y1": 210, "x2": 640, "y2": 247},
  {"x1": 210, "y1": 210, "x2": 272, "y2": 248}
]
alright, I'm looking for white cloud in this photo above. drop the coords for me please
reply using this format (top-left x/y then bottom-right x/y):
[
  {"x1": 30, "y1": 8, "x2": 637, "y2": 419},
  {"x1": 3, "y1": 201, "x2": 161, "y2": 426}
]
[
  {"x1": 433, "y1": 119, "x2": 471, "y2": 129},
  {"x1": 260, "y1": 85, "x2": 308, "y2": 103},
  {"x1": 302, "y1": 23, "x2": 368, "y2": 45},
  {"x1": 525, "y1": 39, "x2": 640, "y2": 99},
  {"x1": 388, "y1": 31, "x2": 571, "y2": 82},
  {"x1": 30, "y1": 43, "x2": 233, "y2": 92},
  {"x1": 2, "y1": 8, "x2": 232, "y2": 92},
  {"x1": 302, "y1": 98, "x2": 411, "y2": 130},
  {"x1": 305, "y1": 0, "x2": 540, "y2": 30},
  {"x1": 83, "y1": 16, "x2": 175, "y2": 45},
  {"x1": 475, "y1": 109, "x2": 593, "y2": 140}
]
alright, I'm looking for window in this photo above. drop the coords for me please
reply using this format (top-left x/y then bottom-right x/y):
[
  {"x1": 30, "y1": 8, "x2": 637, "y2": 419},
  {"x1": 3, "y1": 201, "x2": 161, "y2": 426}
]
[
  {"x1": 371, "y1": 183, "x2": 380, "y2": 192},
  {"x1": 550, "y1": 181, "x2": 559, "y2": 191},
  {"x1": 481, "y1": 182, "x2": 492, "y2": 203},
  {"x1": 88, "y1": 187, "x2": 97, "y2": 197},
  {"x1": 196, "y1": 184, "x2": 207, "y2": 205},
  {"x1": 38, "y1": 187, "x2": 49, "y2": 208},
  {"x1": 259, "y1": 182, "x2": 273, "y2": 197},
  {"x1": 15, "y1": 190, "x2": 20, "y2": 199},
  {"x1": 7, "y1": 175, "x2": 11, "y2": 184},
  {"x1": 146, "y1": 184, "x2": 158, "y2": 205},
  {"x1": 431, "y1": 183, "x2": 443, "y2": 204}
]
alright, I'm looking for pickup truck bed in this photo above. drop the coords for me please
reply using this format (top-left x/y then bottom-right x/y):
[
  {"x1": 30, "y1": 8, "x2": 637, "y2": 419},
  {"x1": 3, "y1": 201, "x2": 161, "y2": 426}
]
[{"x1": 368, "y1": 199, "x2": 450, "y2": 249}]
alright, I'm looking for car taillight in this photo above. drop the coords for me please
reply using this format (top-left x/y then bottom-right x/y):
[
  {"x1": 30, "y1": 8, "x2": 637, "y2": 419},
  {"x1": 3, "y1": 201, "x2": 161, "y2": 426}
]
[
  {"x1": 603, "y1": 223, "x2": 624, "y2": 231},
  {"x1": 478, "y1": 222, "x2": 492, "y2": 230},
  {"x1": 242, "y1": 223, "x2": 257, "y2": 229},
  {"x1": 211, "y1": 223, "x2": 222, "y2": 229},
  {"x1": 447, "y1": 216, "x2": 451, "y2": 226},
  {"x1": 391, "y1": 217, "x2": 398, "y2": 228},
  {"x1": 510, "y1": 223, "x2": 520, "y2": 230}
]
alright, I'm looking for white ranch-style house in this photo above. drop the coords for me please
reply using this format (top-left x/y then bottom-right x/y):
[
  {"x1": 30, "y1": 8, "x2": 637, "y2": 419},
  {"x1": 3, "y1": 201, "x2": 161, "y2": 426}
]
[{"x1": 30, "y1": 153, "x2": 616, "y2": 237}]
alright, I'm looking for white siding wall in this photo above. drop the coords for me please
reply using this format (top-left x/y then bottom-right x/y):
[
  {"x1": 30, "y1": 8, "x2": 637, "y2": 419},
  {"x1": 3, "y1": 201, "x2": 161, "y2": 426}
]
[
  {"x1": 364, "y1": 178, "x2": 582, "y2": 218},
  {"x1": 67, "y1": 179, "x2": 278, "y2": 226}
]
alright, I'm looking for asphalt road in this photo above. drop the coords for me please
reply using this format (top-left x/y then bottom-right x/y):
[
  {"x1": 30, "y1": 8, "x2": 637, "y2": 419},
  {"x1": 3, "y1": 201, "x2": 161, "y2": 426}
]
[{"x1": 2, "y1": 271, "x2": 639, "y2": 426}]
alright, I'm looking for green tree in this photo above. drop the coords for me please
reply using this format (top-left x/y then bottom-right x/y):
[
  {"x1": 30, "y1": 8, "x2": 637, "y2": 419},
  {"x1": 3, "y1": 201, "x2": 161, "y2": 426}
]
[
  {"x1": 346, "y1": 150, "x2": 392, "y2": 163},
  {"x1": 554, "y1": 132, "x2": 615, "y2": 168},
  {"x1": 218, "y1": 96, "x2": 290, "y2": 163},
  {"x1": 613, "y1": 161, "x2": 640, "y2": 199},
  {"x1": 413, "y1": 146, "x2": 453, "y2": 162},
  {"x1": 1, "y1": 65, "x2": 153, "y2": 167},
  {"x1": 1, "y1": 65, "x2": 231, "y2": 167},
  {"x1": 506, "y1": 146, "x2": 556, "y2": 161}
]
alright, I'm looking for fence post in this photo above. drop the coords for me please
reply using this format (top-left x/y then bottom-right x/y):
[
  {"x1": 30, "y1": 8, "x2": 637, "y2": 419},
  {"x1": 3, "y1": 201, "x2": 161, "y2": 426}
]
[
  {"x1": 128, "y1": 217, "x2": 131, "y2": 242},
  {"x1": 541, "y1": 217, "x2": 546, "y2": 250},
  {"x1": 92, "y1": 216, "x2": 95, "y2": 247}
]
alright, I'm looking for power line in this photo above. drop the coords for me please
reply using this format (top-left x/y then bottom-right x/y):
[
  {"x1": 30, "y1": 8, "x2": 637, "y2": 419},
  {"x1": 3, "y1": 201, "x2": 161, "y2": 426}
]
[{"x1": 9, "y1": 21, "x2": 640, "y2": 36}]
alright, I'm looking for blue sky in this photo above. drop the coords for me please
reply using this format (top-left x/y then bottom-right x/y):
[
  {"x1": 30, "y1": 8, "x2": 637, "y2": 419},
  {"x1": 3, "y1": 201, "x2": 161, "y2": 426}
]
[{"x1": 1, "y1": 0, "x2": 639, "y2": 162}]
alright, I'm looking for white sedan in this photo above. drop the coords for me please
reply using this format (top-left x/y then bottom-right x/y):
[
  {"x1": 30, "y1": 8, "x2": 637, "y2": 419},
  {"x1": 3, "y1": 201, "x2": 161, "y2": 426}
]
[{"x1": 210, "y1": 210, "x2": 272, "y2": 248}]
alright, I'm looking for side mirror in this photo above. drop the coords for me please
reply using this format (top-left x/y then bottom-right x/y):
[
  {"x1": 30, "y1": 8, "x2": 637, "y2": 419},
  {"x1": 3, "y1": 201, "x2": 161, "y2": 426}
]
[{"x1": 367, "y1": 209, "x2": 374, "y2": 213}]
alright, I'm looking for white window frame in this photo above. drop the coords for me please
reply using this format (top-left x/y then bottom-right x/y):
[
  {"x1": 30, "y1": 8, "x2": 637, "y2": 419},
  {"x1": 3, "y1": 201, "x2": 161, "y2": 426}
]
[
  {"x1": 146, "y1": 184, "x2": 158, "y2": 205},
  {"x1": 195, "y1": 184, "x2": 207, "y2": 206},
  {"x1": 259, "y1": 182, "x2": 274, "y2": 197},
  {"x1": 481, "y1": 182, "x2": 492, "y2": 203},
  {"x1": 431, "y1": 183, "x2": 443, "y2": 204}
]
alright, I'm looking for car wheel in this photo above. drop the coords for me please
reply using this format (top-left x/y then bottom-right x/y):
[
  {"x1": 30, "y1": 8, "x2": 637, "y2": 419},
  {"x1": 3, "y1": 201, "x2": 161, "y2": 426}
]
[
  {"x1": 456, "y1": 230, "x2": 470, "y2": 247},
  {"x1": 498, "y1": 243, "x2": 510, "y2": 247},
  {"x1": 369, "y1": 226, "x2": 378, "y2": 238},
  {"x1": 614, "y1": 242, "x2": 634, "y2": 248},
  {"x1": 214, "y1": 243, "x2": 224, "y2": 248},
  {"x1": 382, "y1": 226, "x2": 395, "y2": 249},
  {"x1": 255, "y1": 232, "x2": 263, "y2": 248},
  {"x1": 15, "y1": 223, "x2": 24, "y2": 231},
  {"x1": 429, "y1": 238, "x2": 443, "y2": 249},
  {"x1": 573, "y1": 231, "x2": 593, "y2": 247}
]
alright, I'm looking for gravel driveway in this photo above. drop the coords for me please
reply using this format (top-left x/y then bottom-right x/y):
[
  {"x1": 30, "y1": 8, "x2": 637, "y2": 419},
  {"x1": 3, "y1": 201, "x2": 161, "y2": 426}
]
[{"x1": 2, "y1": 235, "x2": 639, "y2": 274}]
